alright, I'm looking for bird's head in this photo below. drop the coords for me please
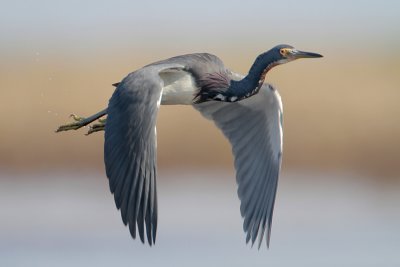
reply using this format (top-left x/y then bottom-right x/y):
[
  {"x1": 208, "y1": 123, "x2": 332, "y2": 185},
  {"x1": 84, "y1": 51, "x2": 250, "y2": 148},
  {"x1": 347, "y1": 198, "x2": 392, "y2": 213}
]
[{"x1": 269, "y1": 44, "x2": 323, "y2": 65}]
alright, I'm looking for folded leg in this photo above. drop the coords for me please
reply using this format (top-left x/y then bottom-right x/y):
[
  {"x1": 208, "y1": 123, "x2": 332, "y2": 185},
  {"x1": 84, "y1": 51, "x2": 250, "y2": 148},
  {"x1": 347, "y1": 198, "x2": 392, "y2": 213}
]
[{"x1": 56, "y1": 108, "x2": 107, "y2": 133}]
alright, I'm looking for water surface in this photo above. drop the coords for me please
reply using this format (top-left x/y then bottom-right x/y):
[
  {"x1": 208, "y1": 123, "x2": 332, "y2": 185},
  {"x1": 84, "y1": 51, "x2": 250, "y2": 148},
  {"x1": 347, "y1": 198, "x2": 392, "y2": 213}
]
[{"x1": 1, "y1": 171, "x2": 399, "y2": 266}]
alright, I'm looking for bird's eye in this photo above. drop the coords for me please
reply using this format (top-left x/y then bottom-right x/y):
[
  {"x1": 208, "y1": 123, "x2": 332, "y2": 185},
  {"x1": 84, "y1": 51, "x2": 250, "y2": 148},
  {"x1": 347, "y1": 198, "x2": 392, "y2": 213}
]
[{"x1": 280, "y1": 49, "x2": 286, "y2": 56}]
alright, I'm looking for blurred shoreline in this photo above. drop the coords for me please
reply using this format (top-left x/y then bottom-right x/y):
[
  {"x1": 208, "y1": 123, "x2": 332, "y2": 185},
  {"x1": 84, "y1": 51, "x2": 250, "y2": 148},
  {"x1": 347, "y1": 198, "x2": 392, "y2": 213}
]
[{"x1": 1, "y1": 50, "x2": 400, "y2": 180}]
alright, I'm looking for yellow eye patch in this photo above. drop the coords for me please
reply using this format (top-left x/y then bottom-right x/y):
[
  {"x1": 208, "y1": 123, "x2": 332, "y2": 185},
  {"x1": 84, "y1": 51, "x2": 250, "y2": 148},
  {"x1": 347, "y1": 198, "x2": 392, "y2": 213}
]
[{"x1": 279, "y1": 48, "x2": 293, "y2": 57}]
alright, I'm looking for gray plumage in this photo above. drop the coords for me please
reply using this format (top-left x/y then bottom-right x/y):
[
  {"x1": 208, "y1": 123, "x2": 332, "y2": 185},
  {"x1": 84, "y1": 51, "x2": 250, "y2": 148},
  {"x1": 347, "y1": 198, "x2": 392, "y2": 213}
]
[
  {"x1": 105, "y1": 53, "x2": 282, "y2": 248},
  {"x1": 195, "y1": 83, "x2": 283, "y2": 248},
  {"x1": 99, "y1": 45, "x2": 322, "y2": 248},
  {"x1": 105, "y1": 63, "x2": 183, "y2": 245}
]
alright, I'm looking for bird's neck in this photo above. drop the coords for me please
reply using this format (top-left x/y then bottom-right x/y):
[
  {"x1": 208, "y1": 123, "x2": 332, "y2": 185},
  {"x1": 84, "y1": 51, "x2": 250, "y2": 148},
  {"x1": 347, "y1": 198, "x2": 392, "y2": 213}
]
[
  {"x1": 223, "y1": 53, "x2": 279, "y2": 102},
  {"x1": 194, "y1": 52, "x2": 279, "y2": 103},
  {"x1": 241, "y1": 53, "x2": 279, "y2": 92}
]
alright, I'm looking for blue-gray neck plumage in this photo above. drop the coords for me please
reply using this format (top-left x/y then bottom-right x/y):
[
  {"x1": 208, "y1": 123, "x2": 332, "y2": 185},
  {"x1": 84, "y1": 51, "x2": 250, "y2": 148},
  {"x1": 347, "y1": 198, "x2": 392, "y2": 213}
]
[
  {"x1": 235, "y1": 51, "x2": 280, "y2": 97},
  {"x1": 193, "y1": 49, "x2": 282, "y2": 103},
  {"x1": 249, "y1": 52, "x2": 281, "y2": 81}
]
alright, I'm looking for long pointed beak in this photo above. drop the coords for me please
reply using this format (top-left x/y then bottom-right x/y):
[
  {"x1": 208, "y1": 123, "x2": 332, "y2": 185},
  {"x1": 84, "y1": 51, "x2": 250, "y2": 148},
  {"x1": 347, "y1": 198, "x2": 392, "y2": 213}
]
[{"x1": 292, "y1": 50, "x2": 323, "y2": 59}]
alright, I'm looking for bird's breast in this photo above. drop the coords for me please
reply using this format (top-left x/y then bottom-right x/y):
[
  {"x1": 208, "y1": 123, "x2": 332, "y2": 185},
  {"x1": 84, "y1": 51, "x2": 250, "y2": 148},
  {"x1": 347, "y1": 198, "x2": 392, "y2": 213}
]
[{"x1": 160, "y1": 71, "x2": 198, "y2": 105}]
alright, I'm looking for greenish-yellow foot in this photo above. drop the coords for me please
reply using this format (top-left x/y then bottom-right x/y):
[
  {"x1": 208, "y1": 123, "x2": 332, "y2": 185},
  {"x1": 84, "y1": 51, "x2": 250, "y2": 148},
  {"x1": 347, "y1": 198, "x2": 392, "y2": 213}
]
[
  {"x1": 86, "y1": 118, "x2": 106, "y2": 135},
  {"x1": 56, "y1": 114, "x2": 87, "y2": 132}
]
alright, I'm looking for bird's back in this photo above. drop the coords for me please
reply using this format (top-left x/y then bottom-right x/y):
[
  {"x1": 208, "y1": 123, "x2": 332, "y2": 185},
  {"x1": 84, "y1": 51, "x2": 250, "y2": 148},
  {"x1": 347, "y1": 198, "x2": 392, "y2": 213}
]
[
  {"x1": 148, "y1": 53, "x2": 228, "y2": 79},
  {"x1": 141, "y1": 53, "x2": 237, "y2": 105}
]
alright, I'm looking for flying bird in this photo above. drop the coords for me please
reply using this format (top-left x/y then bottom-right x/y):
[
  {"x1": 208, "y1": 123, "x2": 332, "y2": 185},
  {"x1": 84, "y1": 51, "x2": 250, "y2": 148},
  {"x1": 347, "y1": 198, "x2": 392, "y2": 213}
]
[{"x1": 56, "y1": 44, "x2": 322, "y2": 248}]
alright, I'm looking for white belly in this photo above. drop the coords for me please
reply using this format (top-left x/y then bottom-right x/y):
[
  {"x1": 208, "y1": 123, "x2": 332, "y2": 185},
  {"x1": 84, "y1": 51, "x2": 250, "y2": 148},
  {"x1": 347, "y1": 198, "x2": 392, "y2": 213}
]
[{"x1": 159, "y1": 70, "x2": 198, "y2": 105}]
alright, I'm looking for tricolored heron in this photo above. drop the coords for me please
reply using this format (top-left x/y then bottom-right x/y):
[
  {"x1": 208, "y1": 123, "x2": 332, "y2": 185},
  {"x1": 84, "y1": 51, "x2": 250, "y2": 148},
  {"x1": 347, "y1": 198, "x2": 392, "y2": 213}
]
[{"x1": 56, "y1": 44, "x2": 322, "y2": 248}]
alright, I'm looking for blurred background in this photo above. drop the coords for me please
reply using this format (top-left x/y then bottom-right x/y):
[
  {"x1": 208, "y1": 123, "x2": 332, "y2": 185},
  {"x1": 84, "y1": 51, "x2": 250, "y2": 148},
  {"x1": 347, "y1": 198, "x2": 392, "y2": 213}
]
[{"x1": 1, "y1": 0, "x2": 399, "y2": 266}]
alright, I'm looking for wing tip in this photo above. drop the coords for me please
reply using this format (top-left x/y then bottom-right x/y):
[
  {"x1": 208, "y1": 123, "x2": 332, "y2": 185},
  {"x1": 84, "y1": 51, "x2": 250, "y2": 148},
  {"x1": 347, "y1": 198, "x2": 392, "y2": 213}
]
[
  {"x1": 127, "y1": 220, "x2": 157, "y2": 247},
  {"x1": 243, "y1": 221, "x2": 273, "y2": 249}
]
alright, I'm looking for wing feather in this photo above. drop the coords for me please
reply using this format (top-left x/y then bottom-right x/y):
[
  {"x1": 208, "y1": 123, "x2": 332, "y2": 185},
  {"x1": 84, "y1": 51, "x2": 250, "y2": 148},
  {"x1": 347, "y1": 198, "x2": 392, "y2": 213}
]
[
  {"x1": 194, "y1": 84, "x2": 283, "y2": 248},
  {"x1": 104, "y1": 63, "x2": 185, "y2": 245}
]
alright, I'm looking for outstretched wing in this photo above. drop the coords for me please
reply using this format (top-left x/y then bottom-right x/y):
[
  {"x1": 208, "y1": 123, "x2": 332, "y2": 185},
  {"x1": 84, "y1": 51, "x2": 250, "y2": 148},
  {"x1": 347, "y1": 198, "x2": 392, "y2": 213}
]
[
  {"x1": 194, "y1": 84, "x2": 283, "y2": 248},
  {"x1": 104, "y1": 64, "x2": 185, "y2": 245}
]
